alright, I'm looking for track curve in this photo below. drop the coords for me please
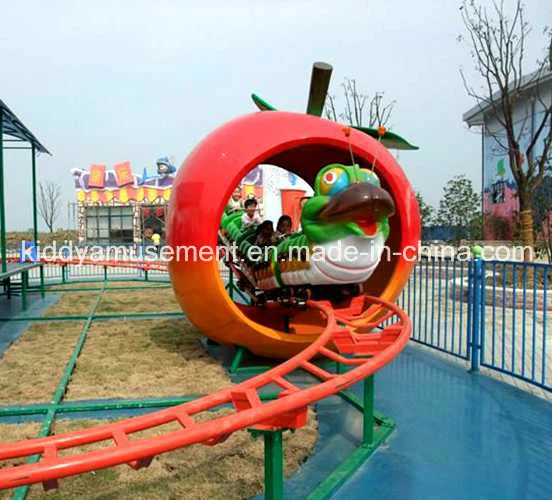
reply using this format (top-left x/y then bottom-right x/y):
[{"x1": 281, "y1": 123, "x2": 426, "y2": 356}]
[{"x1": 0, "y1": 293, "x2": 410, "y2": 491}]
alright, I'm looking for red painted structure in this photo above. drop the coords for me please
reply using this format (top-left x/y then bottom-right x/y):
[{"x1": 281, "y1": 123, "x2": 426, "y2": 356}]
[
  {"x1": 168, "y1": 111, "x2": 420, "y2": 357},
  {"x1": 280, "y1": 188, "x2": 306, "y2": 231}
]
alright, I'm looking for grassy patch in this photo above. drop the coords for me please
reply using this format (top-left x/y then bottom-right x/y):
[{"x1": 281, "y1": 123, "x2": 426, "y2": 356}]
[
  {"x1": 96, "y1": 289, "x2": 180, "y2": 314},
  {"x1": 43, "y1": 285, "x2": 179, "y2": 316},
  {"x1": 66, "y1": 319, "x2": 229, "y2": 400},
  {"x1": 45, "y1": 292, "x2": 100, "y2": 317},
  {"x1": 48, "y1": 281, "x2": 170, "y2": 291},
  {"x1": 0, "y1": 322, "x2": 83, "y2": 405}
]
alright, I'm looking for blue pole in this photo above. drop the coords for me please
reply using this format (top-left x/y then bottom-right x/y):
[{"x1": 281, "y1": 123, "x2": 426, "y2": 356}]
[{"x1": 470, "y1": 247, "x2": 483, "y2": 372}]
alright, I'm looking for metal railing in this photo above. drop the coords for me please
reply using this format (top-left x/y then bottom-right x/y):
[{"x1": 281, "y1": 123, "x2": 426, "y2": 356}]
[{"x1": 400, "y1": 256, "x2": 550, "y2": 393}]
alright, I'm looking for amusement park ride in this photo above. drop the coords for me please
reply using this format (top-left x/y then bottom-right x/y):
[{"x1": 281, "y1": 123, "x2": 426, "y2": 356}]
[{"x1": 0, "y1": 62, "x2": 420, "y2": 496}]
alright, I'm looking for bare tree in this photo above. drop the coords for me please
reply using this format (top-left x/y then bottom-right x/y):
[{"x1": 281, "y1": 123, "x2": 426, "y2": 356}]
[
  {"x1": 38, "y1": 181, "x2": 62, "y2": 233},
  {"x1": 460, "y1": 0, "x2": 552, "y2": 258},
  {"x1": 325, "y1": 77, "x2": 395, "y2": 128}
]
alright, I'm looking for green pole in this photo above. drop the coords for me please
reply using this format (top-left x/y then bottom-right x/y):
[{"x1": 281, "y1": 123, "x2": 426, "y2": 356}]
[
  {"x1": 264, "y1": 430, "x2": 284, "y2": 500},
  {"x1": 0, "y1": 393, "x2": 280, "y2": 418},
  {"x1": 362, "y1": 375, "x2": 374, "y2": 445},
  {"x1": 31, "y1": 144, "x2": 45, "y2": 296},
  {"x1": 21, "y1": 270, "x2": 27, "y2": 310},
  {"x1": 229, "y1": 345, "x2": 246, "y2": 373},
  {"x1": 31, "y1": 144, "x2": 38, "y2": 246},
  {"x1": 0, "y1": 107, "x2": 7, "y2": 273}
]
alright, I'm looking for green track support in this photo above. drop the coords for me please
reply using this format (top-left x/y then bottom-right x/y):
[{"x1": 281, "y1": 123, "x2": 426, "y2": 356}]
[
  {"x1": 229, "y1": 346, "x2": 247, "y2": 373},
  {"x1": 0, "y1": 393, "x2": 280, "y2": 418},
  {"x1": 307, "y1": 420, "x2": 394, "y2": 500},
  {"x1": 363, "y1": 376, "x2": 374, "y2": 445},
  {"x1": 228, "y1": 345, "x2": 271, "y2": 375},
  {"x1": 248, "y1": 429, "x2": 284, "y2": 500},
  {"x1": 264, "y1": 430, "x2": 284, "y2": 500},
  {"x1": 307, "y1": 373, "x2": 395, "y2": 500}
]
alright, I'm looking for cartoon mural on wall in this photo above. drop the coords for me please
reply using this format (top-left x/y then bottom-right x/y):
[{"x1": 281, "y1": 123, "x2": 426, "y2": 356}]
[
  {"x1": 482, "y1": 111, "x2": 552, "y2": 239},
  {"x1": 483, "y1": 124, "x2": 521, "y2": 238}
]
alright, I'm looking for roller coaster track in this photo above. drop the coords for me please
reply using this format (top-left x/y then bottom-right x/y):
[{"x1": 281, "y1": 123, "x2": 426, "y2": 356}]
[
  {"x1": 6, "y1": 256, "x2": 168, "y2": 273},
  {"x1": 0, "y1": 265, "x2": 410, "y2": 491}
]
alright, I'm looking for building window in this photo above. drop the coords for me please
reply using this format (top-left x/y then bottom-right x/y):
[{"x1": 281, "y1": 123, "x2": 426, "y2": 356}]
[{"x1": 86, "y1": 206, "x2": 134, "y2": 244}]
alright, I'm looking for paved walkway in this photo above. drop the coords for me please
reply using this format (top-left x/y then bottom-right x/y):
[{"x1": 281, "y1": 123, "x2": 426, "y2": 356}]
[{"x1": 330, "y1": 344, "x2": 552, "y2": 500}]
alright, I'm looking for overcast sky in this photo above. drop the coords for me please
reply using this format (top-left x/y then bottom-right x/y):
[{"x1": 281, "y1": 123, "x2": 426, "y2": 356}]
[{"x1": 1, "y1": 0, "x2": 549, "y2": 230}]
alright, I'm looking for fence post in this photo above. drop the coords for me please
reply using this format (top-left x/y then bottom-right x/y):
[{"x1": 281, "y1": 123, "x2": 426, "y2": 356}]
[
  {"x1": 470, "y1": 246, "x2": 483, "y2": 372},
  {"x1": 39, "y1": 265, "x2": 45, "y2": 298}
]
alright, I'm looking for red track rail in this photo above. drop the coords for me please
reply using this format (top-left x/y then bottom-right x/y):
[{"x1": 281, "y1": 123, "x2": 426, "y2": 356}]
[
  {"x1": 0, "y1": 294, "x2": 410, "y2": 491},
  {"x1": 7, "y1": 256, "x2": 167, "y2": 272}
]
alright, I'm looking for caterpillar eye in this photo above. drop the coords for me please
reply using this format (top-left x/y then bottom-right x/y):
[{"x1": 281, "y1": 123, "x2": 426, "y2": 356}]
[
  {"x1": 323, "y1": 171, "x2": 337, "y2": 184},
  {"x1": 360, "y1": 168, "x2": 380, "y2": 185}
]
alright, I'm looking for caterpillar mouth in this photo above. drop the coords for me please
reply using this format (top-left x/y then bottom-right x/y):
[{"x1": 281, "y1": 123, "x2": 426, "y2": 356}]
[
  {"x1": 355, "y1": 216, "x2": 378, "y2": 236},
  {"x1": 319, "y1": 182, "x2": 395, "y2": 233}
]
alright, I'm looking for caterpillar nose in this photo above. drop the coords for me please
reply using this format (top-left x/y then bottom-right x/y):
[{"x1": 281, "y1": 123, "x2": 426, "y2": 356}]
[{"x1": 319, "y1": 182, "x2": 395, "y2": 222}]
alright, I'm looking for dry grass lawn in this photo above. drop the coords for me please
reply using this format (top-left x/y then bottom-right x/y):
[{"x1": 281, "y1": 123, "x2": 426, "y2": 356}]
[
  {"x1": 96, "y1": 288, "x2": 180, "y2": 314},
  {"x1": 0, "y1": 322, "x2": 82, "y2": 404},
  {"x1": 49, "y1": 281, "x2": 170, "y2": 291},
  {"x1": 66, "y1": 319, "x2": 228, "y2": 400},
  {"x1": 44, "y1": 284, "x2": 180, "y2": 316},
  {"x1": 45, "y1": 292, "x2": 100, "y2": 317}
]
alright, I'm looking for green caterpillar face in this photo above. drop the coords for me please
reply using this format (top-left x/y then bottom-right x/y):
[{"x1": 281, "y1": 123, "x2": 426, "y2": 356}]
[{"x1": 302, "y1": 164, "x2": 394, "y2": 244}]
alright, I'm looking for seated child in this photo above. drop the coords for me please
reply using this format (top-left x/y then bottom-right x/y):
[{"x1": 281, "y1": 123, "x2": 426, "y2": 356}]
[
  {"x1": 255, "y1": 220, "x2": 277, "y2": 247},
  {"x1": 226, "y1": 187, "x2": 242, "y2": 213},
  {"x1": 275, "y1": 215, "x2": 293, "y2": 241},
  {"x1": 241, "y1": 198, "x2": 262, "y2": 228}
]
